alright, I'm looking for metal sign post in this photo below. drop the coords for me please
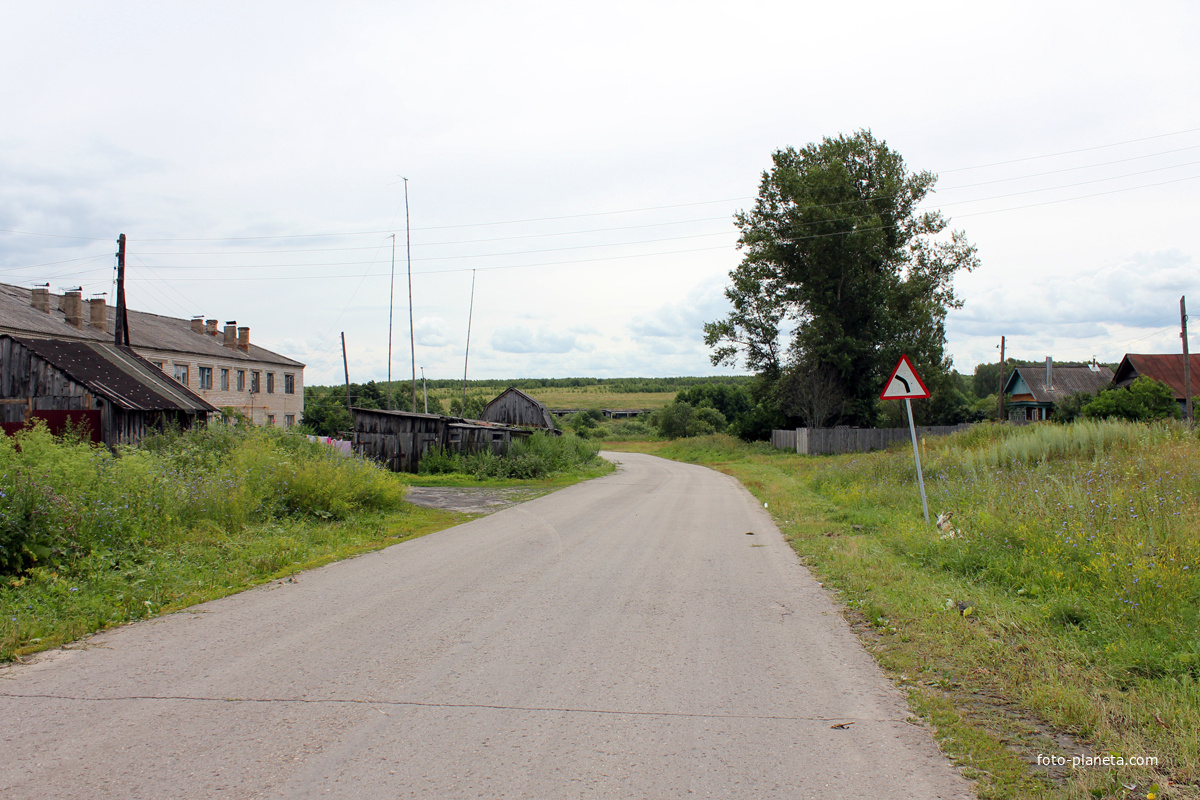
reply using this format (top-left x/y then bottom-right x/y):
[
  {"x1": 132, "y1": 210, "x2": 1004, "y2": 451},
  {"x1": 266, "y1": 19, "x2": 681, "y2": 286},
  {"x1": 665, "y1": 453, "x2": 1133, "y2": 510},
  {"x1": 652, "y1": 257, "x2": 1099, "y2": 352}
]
[
  {"x1": 881, "y1": 355, "x2": 932, "y2": 525},
  {"x1": 904, "y1": 397, "x2": 930, "y2": 524}
]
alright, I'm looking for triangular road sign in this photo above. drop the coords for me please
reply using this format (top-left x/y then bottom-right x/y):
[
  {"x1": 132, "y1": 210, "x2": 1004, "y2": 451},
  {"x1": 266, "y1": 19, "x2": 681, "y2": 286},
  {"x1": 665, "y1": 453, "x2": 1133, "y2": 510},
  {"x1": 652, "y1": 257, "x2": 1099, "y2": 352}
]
[{"x1": 880, "y1": 355, "x2": 931, "y2": 400}]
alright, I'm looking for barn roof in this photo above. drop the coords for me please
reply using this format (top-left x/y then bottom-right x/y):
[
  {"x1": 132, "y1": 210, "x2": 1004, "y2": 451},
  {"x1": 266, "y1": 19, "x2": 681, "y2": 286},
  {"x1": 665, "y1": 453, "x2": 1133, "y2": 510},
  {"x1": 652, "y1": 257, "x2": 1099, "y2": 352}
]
[
  {"x1": 5, "y1": 335, "x2": 217, "y2": 413},
  {"x1": 1113, "y1": 354, "x2": 1200, "y2": 400},
  {"x1": 1003, "y1": 363, "x2": 1113, "y2": 403},
  {"x1": 482, "y1": 387, "x2": 556, "y2": 430}
]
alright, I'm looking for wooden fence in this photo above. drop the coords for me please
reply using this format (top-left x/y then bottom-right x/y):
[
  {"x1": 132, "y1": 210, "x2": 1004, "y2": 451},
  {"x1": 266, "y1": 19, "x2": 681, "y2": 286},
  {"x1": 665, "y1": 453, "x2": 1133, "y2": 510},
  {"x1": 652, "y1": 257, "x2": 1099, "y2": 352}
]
[{"x1": 771, "y1": 424, "x2": 972, "y2": 456}]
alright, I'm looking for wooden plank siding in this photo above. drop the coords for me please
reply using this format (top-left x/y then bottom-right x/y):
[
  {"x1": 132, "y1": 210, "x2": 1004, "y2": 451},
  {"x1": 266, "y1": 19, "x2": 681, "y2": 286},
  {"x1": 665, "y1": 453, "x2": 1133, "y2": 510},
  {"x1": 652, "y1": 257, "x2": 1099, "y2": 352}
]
[
  {"x1": 1, "y1": 336, "x2": 210, "y2": 446},
  {"x1": 351, "y1": 407, "x2": 531, "y2": 473},
  {"x1": 480, "y1": 388, "x2": 557, "y2": 431},
  {"x1": 771, "y1": 424, "x2": 972, "y2": 455}
]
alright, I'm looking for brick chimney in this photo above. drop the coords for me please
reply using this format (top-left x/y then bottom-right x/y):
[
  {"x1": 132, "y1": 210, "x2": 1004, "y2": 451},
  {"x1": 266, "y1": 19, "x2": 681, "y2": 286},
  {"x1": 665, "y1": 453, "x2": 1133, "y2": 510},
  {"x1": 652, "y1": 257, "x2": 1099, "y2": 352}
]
[
  {"x1": 31, "y1": 287, "x2": 50, "y2": 313},
  {"x1": 64, "y1": 290, "x2": 84, "y2": 329},
  {"x1": 89, "y1": 297, "x2": 107, "y2": 332},
  {"x1": 237, "y1": 326, "x2": 250, "y2": 352},
  {"x1": 223, "y1": 322, "x2": 238, "y2": 349},
  {"x1": 205, "y1": 319, "x2": 218, "y2": 336},
  {"x1": 191, "y1": 317, "x2": 205, "y2": 334}
]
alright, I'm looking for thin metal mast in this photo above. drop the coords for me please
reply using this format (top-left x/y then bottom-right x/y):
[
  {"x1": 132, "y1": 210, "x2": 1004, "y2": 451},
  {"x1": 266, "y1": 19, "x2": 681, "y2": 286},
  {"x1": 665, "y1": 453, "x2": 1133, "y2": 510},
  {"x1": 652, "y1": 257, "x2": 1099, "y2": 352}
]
[
  {"x1": 463, "y1": 269, "x2": 476, "y2": 413},
  {"x1": 386, "y1": 233, "x2": 396, "y2": 410},
  {"x1": 405, "y1": 178, "x2": 417, "y2": 413}
]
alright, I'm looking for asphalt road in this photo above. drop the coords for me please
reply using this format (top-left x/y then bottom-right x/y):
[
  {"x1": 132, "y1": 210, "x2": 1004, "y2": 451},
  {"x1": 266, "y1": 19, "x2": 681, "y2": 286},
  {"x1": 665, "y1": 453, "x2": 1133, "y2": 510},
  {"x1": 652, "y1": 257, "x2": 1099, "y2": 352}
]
[{"x1": 1, "y1": 451, "x2": 972, "y2": 799}]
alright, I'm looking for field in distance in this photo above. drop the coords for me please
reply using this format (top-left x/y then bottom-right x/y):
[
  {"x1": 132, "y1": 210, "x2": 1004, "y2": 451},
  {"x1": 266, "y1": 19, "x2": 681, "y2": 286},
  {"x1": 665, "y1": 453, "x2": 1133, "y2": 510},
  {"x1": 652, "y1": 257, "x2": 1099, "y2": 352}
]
[{"x1": 357, "y1": 376, "x2": 754, "y2": 413}]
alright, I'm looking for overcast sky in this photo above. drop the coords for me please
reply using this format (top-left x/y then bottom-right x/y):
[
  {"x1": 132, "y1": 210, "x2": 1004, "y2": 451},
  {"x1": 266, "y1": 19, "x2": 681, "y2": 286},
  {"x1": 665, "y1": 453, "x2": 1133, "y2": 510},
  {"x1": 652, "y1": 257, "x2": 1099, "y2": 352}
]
[{"x1": 3, "y1": 2, "x2": 1199, "y2": 387}]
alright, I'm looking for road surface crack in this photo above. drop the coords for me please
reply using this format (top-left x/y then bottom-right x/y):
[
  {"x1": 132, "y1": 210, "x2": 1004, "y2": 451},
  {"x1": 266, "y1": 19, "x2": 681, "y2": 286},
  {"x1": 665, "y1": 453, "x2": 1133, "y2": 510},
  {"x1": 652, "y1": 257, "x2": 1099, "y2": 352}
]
[{"x1": 0, "y1": 691, "x2": 904, "y2": 725}]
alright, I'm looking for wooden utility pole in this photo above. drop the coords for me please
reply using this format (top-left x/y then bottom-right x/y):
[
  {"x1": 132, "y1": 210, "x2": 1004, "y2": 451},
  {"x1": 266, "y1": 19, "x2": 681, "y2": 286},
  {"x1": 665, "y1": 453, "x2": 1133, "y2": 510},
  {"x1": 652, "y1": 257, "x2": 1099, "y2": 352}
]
[
  {"x1": 1183, "y1": 296, "x2": 1193, "y2": 425},
  {"x1": 114, "y1": 234, "x2": 130, "y2": 346},
  {"x1": 341, "y1": 332, "x2": 352, "y2": 416},
  {"x1": 997, "y1": 335, "x2": 1006, "y2": 421}
]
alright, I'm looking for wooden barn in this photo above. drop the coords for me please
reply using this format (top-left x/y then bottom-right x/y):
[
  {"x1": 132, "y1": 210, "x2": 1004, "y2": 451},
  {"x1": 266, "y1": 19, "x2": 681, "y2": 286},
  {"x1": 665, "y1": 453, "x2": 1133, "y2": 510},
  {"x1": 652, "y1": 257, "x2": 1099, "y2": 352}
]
[
  {"x1": 480, "y1": 387, "x2": 558, "y2": 431},
  {"x1": 1, "y1": 334, "x2": 217, "y2": 446},
  {"x1": 350, "y1": 407, "x2": 530, "y2": 473}
]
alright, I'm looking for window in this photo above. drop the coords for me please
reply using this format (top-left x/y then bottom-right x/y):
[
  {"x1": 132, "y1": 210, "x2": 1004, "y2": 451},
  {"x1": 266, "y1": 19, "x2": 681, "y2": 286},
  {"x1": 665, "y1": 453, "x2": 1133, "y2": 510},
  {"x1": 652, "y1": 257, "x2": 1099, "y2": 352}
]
[
  {"x1": 284, "y1": 414, "x2": 295, "y2": 428},
  {"x1": 173, "y1": 364, "x2": 189, "y2": 386},
  {"x1": 250, "y1": 371, "x2": 260, "y2": 393},
  {"x1": 198, "y1": 367, "x2": 213, "y2": 390},
  {"x1": 267, "y1": 414, "x2": 275, "y2": 426},
  {"x1": 266, "y1": 372, "x2": 275, "y2": 394},
  {"x1": 220, "y1": 368, "x2": 230, "y2": 391},
  {"x1": 284, "y1": 373, "x2": 295, "y2": 394},
  {"x1": 154, "y1": 361, "x2": 165, "y2": 371},
  {"x1": 237, "y1": 370, "x2": 245, "y2": 392}
]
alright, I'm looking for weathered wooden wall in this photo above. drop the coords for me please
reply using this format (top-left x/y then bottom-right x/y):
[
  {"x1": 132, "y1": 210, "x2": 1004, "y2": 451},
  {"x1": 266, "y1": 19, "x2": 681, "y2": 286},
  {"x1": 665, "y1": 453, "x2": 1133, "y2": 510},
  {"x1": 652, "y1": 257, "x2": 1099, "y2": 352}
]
[
  {"x1": 480, "y1": 389, "x2": 555, "y2": 429},
  {"x1": 0, "y1": 336, "x2": 204, "y2": 446},
  {"x1": 352, "y1": 408, "x2": 531, "y2": 473},
  {"x1": 771, "y1": 424, "x2": 973, "y2": 455}
]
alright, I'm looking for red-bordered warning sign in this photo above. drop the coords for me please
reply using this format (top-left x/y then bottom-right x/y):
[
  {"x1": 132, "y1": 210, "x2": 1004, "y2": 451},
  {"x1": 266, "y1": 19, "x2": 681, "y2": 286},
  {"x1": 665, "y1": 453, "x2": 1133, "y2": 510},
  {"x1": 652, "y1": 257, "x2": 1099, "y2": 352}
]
[{"x1": 880, "y1": 355, "x2": 931, "y2": 400}]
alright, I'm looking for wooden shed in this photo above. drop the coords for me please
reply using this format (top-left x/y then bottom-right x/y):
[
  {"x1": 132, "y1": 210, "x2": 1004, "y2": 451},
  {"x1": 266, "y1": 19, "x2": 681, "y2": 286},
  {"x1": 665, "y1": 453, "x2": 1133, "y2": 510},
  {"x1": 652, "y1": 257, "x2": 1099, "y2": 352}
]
[
  {"x1": 480, "y1": 387, "x2": 557, "y2": 431},
  {"x1": 351, "y1": 407, "x2": 530, "y2": 473},
  {"x1": 1, "y1": 335, "x2": 216, "y2": 446}
]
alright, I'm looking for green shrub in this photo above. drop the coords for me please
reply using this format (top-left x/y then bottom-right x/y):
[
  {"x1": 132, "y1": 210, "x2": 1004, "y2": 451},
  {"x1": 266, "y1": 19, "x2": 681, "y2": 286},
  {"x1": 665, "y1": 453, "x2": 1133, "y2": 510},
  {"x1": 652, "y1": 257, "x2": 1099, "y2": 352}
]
[
  {"x1": 1083, "y1": 377, "x2": 1181, "y2": 422},
  {"x1": 656, "y1": 401, "x2": 693, "y2": 439},
  {"x1": 0, "y1": 423, "x2": 406, "y2": 576}
]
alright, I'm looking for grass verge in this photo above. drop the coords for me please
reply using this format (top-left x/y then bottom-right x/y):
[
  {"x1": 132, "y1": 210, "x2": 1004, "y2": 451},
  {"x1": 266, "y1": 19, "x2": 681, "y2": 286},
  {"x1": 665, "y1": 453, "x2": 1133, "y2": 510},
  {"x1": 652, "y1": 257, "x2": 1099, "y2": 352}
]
[
  {"x1": 644, "y1": 426, "x2": 1198, "y2": 800},
  {"x1": 2, "y1": 424, "x2": 608, "y2": 662}
]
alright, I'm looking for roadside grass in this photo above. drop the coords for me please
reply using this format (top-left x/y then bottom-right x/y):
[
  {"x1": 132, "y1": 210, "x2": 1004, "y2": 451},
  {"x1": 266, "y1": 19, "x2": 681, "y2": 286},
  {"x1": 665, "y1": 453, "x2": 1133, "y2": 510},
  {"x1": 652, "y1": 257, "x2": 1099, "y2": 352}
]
[
  {"x1": 1, "y1": 423, "x2": 604, "y2": 662},
  {"x1": 416, "y1": 430, "x2": 607, "y2": 481},
  {"x1": 1, "y1": 506, "x2": 459, "y2": 661},
  {"x1": 653, "y1": 426, "x2": 1200, "y2": 800}
]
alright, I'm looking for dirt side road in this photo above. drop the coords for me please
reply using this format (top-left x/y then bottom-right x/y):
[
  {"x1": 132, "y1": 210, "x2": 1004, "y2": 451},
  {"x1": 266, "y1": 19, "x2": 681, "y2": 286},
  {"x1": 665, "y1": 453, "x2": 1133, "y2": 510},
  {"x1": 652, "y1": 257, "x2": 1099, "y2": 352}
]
[{"x1": 0, "y1": 452, "x2": 971, "y2": 799}]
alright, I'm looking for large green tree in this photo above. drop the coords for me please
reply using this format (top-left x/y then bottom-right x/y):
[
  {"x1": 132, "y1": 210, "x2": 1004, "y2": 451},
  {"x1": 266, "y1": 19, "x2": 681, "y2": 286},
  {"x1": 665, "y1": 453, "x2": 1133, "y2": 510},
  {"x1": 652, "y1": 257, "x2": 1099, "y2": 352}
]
[{"x1": 704, "y1": 130, "x2": 978, "y2": 426}]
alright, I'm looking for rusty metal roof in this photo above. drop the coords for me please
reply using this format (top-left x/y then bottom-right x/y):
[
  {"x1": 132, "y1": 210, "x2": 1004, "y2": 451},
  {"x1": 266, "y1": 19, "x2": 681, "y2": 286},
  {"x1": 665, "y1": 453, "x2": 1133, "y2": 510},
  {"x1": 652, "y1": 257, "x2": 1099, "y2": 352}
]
[
  {"x1": 1004, "y1": 364, "x2": 1114, "y2": 403},
  {"x1": 7, "y1": 335, "x2": 218, "y2": 413},
  {"x1": 1114, "y1": 354, "x2": 1200, "y2": 400}
]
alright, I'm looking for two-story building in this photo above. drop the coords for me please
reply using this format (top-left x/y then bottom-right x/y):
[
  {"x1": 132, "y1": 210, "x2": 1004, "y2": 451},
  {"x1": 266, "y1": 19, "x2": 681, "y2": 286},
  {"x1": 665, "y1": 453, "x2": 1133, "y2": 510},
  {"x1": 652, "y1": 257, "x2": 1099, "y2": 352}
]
[{"x1": 0, "y1": 282, "x2": 304, "y2": 427}]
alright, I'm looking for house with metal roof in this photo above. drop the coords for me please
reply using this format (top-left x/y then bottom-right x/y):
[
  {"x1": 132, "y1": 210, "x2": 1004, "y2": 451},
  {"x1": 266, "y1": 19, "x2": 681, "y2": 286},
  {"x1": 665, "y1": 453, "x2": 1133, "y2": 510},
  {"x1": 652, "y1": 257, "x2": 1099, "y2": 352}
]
[
  {"x1": 0, "y1": 282, "x2": 303, "y2": 427},
  {"x1": 1, "y1": 334, "x2": 217, "y2": 445},
  {"x1": 1112, "y1": 354, "x2": 1200, "y2": 410},
  {"x1": 1003, "y1": 359, "x2": 1114, "y2": 421}
]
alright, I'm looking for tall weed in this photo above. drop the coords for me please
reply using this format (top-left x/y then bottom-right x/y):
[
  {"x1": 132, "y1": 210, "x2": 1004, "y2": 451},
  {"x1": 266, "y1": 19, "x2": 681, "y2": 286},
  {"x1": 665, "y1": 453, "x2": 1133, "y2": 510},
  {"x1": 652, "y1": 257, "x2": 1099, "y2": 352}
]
[{"x1": 0, "y1": 422, "x2": 406, "y2": 576}]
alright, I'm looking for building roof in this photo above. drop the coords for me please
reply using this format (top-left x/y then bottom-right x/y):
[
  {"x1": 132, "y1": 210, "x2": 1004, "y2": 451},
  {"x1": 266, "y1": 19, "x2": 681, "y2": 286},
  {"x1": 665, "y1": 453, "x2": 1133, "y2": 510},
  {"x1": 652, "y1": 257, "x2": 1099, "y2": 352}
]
[
  {"x1": 1003, "y1": 363, "x2": 1114, "y2": 404},
  {"x1": 0, "y1": 282, "x2": 303, "y2": 368},
  {"x1": 482, "y1": 387, "x2": 557, "y2": 429},
  {"x1": 4, "y1": 335, "x2": 218, "y2": 413},
  {"x1": 350, "y1": 406, "x2": 525, "y2": 431},
  {"x1": 1113, "y1": 353, "x2": 1200, "y2": 400}
]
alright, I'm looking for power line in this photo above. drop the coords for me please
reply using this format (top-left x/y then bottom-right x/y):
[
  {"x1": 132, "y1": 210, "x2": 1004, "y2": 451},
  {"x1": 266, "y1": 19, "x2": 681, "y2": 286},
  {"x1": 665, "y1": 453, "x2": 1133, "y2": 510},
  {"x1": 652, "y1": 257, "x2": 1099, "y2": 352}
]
[{"x1": 939, "y1": 125, "x2": 1200, "y2": 173}]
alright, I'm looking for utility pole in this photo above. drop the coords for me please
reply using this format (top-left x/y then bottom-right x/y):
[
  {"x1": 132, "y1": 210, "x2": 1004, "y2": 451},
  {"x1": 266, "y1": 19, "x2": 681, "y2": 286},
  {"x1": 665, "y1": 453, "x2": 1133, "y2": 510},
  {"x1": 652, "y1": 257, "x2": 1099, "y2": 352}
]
[
  {"x1": 420, "y1": 367, "x2": 428, "y2": 414},
  {"x1": 1183, "y1": 296, "x2": 1193, "y2": 426},
  {"x1": 463, "y1": 269, "x2": 476, "y2": 414},
  {"x1": 405, "y1": 177, "x2": 417, "y2": 413},
  {"x1": 341, "y1": 332, "x2": 352, "y2": 417},
  {"x1": 997, "y1": 335, "x2": 1005, "y2": 422},
  {"x1": 114, "y1": 234, "x2": 130, "y2": 346},
  {"x1": 386, "y1": 234, "x2": 396, "y2": 410}
]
